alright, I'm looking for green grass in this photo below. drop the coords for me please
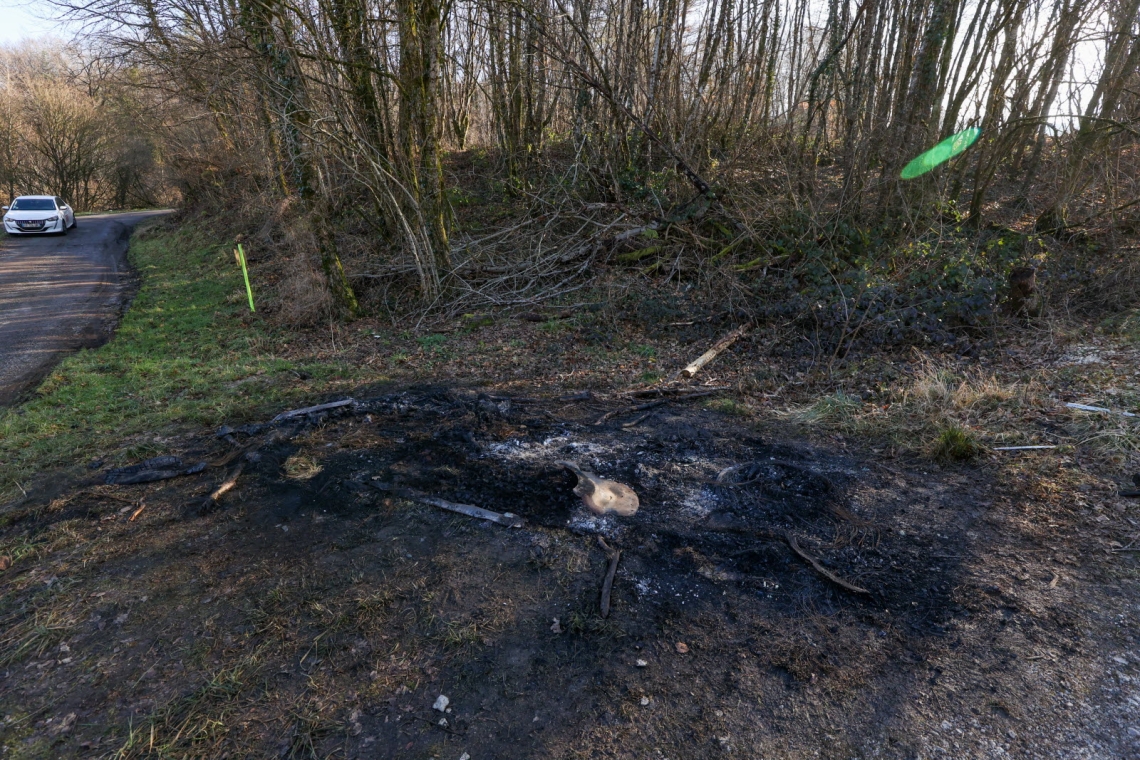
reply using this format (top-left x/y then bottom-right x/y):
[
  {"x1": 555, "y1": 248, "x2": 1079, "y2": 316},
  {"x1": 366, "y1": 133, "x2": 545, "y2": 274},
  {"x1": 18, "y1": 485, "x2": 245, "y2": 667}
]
[
  {"x1": 705, "y1": 397, "x2": 749, "y2": 416},
  {"x1": 0, "y1": 221, "x2": 368, "y2": 503},
  {"x1": 113, "y1": 663, "x2": 251, "y2": 759},
  {"x1": 416, "y1": 333, "x2": 448, "y2": 349},
  {"x1": 932, "y1": 424, "x2": 982, "y2": 462}
]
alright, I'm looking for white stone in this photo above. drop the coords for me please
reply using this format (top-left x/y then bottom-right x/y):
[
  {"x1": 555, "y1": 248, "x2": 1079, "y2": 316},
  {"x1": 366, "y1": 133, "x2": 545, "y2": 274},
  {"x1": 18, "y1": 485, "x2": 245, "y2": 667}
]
[{"x1": 433, "y1": 695, "x2": 449, "y2": 712}]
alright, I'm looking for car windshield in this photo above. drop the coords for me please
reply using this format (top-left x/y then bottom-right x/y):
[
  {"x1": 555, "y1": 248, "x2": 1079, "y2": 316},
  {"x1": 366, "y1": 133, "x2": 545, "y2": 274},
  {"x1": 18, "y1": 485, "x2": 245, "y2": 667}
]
[{"x1": 10, "y1": 198, "x2": 56, "y2": 211}]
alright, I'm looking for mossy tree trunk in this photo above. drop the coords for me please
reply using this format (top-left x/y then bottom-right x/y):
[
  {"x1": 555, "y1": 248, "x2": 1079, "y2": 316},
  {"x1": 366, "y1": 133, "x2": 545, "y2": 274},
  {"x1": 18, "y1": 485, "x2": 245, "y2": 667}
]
[
  {"x1": 398, "y1": 0, "x2": 451, "y2": 295},
  {"x1": 240, "y1": 0, "x2": 361, "y2": 316}
]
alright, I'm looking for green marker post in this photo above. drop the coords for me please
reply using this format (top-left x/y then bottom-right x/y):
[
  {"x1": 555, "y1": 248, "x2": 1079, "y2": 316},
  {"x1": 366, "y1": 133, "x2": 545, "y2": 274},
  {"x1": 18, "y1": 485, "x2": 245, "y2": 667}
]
[{"x1": 236, "y1": 244, "x2": 255, "y2": 312}]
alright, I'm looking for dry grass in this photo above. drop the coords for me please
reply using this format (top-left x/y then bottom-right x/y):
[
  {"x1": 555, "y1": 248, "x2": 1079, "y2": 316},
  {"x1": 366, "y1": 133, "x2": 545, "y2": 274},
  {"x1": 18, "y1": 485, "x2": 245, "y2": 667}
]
[
  {"x1": 284, "y1": 454, "x2": 324, "y2": 480},
  {"x1": 0, "y1": 603, "x2": 78, "y2": 668},
  {"x1": 272, "y1": 255, "x2": 334, "y2": 327},
  {"x1": 784, "y1": 360, "x2": 1047, "y2": 457},
  {"x1": 780, "y1": 341, "x2": 1140, "y2": 474}
]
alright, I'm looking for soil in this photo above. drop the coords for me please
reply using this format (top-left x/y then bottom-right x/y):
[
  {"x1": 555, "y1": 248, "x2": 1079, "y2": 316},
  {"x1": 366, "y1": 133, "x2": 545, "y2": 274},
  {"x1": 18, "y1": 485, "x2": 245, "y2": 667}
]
[{"x1": 2, "y1": 385, "x2": 1138, "y2": 758}]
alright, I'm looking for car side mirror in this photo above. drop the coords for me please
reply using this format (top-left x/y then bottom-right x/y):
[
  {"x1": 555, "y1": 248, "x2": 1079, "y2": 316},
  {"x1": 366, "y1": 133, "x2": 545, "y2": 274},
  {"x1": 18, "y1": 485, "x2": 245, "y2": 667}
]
[{"x1": 1, "y1": 206, "x2": 8, "y2": 211}]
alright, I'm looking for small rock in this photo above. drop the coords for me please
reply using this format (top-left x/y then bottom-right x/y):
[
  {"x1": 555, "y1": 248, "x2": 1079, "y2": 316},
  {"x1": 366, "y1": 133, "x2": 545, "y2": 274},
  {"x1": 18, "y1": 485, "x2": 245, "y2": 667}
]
[
  {"x1": 438, "y1": 717, "x2": 449, "y2": 727},
  {"x1": 636, "y1": 659, "x2": 648, "y2": 667},
  {"x1": 0, "y1": 556, "x2": 10, "y2": 572},
  {"x1": 675, "y1": 642, "x2": 689, "y2": 654},
  {"x1": 460, "y1": 754, "x2": 471, "y2": 760},
  {"x1": 433, "y1": 695, "x2": 450, "y2": 712},
  {"x1": 551, "y1": 618, "x2": 562, "y2": 634},
  {"x1": 640, "y1": 696, "x2": 650, "y2": 706}
]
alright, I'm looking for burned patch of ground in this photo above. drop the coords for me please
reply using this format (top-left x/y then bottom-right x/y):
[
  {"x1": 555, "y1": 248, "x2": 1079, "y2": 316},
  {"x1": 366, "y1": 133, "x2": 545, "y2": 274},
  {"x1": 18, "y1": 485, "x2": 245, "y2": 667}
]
[{"x1": 1, "y1": 387, "x2": 1138, "y2": 758}]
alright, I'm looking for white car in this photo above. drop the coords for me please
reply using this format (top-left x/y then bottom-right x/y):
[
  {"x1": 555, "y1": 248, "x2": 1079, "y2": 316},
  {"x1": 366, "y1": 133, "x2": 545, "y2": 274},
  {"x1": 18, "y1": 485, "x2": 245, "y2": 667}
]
[{"x1": 2, "y1": 195, "x2": 77, "y2": 235}]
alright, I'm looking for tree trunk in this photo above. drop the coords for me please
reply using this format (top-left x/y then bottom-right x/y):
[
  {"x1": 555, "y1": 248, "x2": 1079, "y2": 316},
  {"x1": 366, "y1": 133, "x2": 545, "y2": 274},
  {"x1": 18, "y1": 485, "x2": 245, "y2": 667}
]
[
  {"x1": 398, "y1": 0, "x2": 452, "y2": 294},
  {"x1": 240, "y1": 0, "x2": 361, "y2": 316}
]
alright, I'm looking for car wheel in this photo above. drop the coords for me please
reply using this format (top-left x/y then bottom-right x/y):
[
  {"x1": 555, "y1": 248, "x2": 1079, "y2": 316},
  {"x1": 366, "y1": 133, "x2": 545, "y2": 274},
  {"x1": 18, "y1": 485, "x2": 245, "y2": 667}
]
[{"x1": 71, "y1": 218, "x2": 78, "y2": 229}]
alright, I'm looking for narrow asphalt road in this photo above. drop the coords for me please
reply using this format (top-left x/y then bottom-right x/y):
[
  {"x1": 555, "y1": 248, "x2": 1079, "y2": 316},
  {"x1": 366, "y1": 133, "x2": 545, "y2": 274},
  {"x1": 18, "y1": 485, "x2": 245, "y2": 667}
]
[{"x1": 0, "y1": 210, "x2": 171, "y2": 405}]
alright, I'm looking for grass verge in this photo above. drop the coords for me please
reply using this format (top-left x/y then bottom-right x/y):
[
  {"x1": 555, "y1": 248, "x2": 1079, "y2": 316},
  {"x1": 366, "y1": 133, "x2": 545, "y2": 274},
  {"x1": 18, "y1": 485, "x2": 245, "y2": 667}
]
[
  {"x1": 0, "y1": 220, "x2": 367, "y2": 504},
  {"x1": 782, "y1": 361, "x2": 1047, "y2": 457}
]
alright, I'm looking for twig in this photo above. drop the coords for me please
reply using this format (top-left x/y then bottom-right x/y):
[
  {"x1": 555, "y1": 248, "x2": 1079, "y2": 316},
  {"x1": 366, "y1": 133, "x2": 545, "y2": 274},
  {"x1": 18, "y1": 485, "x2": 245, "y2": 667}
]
[
  {"x1": 621, "y1": 412, "x2": 654, "y2": 428},
  {"x1": 209, "y1": 462, "x2": 245, "y2": 503},
  {"x1": 211, "y1": 446, "x2": 251, "y2": 468},
  {"x1": 370, "y1": 481, "x2": 524, "y2": 527},
  {"x1": 993, "y1": 445, "x2": 1057, "y2": 451},
  {"x1": 1065, "y1": 402, "x2": 1137, "y2": 418},
  {"x1": 271, "y1": 399, "x2": 355, "y2": 422},
  {"x1": 626, "y1": 385, "x2": 730, "y2": 398},
  {"x1": 128, "y1": 501, "x2": 147, "y2": 522},
  {"x1": 77, "y1": 490, "x2": 138, "y2": 505},
  {"x1": 676, "y1": 324, "x2": 751, "y2": 379},
  {"x1": 595, "y1": 400, "x2": 667, "y2": 425},
  {"x1": 594, "y1": 390, "x2": 721, "y2": 425},
  {"x1": 597, "y1": 537, "x2": 621, "y2": 618},
  {"x1": 715, "y1": 464, "x2": 747, "y2": 484},
  {"x1": 785, "y1": 533, "x2": 870, "y2": 595}
]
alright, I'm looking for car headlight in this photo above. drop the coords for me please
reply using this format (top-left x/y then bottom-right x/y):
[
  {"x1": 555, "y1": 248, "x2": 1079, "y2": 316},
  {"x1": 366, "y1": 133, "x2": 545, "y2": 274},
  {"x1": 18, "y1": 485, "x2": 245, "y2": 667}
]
[{"x1": 46, "y1": 216, "x2": 59, "y2": 222}]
